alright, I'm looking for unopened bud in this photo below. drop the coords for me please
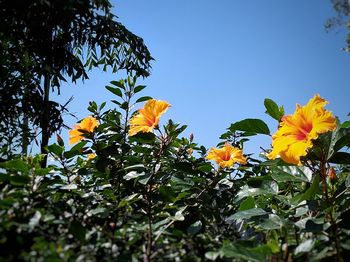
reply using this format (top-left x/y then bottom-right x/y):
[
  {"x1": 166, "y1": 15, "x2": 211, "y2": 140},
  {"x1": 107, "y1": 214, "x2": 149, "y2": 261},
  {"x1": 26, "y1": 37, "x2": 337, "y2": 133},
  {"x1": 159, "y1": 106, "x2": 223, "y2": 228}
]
[
  {"x1": 328, "y1": 167, "x2": 336, "y2": 182},
  {"x1": 56, "y1": 134, "x2": 64, "y2": 146},
  {"x1": 189, "y1": 133, "x2": 194, "y2": 142}
]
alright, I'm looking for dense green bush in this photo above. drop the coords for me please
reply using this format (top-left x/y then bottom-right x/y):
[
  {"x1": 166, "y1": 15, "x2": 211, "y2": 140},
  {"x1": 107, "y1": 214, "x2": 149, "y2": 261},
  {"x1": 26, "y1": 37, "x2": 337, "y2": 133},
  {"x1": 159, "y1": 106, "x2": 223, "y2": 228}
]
[{"x1": 1, "y1": 77, "x2": 349, "y2": 261}]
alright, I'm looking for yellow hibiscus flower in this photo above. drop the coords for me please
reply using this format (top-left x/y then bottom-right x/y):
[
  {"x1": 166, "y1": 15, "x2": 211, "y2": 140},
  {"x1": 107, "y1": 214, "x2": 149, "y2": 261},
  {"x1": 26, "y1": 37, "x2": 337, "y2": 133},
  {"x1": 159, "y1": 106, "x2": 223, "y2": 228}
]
[
  {"x1": 206, "y1": 142, "x2": 247, "y2": 168},
  {"x1": 128, "y1": 99, "x2": 170, "y2": 136},
  {"x1": 268, "y1": 94, "x2": 336, "y2": 165},
  {"x1": 69, "y1": 116, "x2": 99, "y2": 144}
]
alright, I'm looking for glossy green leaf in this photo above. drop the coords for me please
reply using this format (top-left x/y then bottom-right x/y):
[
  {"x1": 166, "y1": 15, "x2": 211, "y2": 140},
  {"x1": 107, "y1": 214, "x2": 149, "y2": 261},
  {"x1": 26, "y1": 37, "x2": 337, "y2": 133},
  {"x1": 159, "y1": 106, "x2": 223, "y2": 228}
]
[
  {"x1": 221, "y1": 242, "x2": 265, "y2": 262},
  {"x1": 64, "y1": 141, "x2": 87, "y2": 159},
  {"x1": 0, "y1": 159, "x2": 29, "y2": 173},
  {"x1": 270, "y1": 166, "x2": 310, "y2": 182},
  {"x1": 110, "y1": 80, "x2": 125, "y2": 89},
  {"x1": 134, "y1": 85, "x2": 146, "y2": 93},
  {"x1": 47, "y1": 144, "x2": 64, "y2": 156},
  {"x1": 291, "y1": 175, "x2": 321, "y2": 205},
  {"x1": 10, "y1": 175, "x2": 31, "y2": 186},
  {"x1": 228, "y1": 208, "x2": 268, "y2": 221},
  {"x1": 294, "y1": 239, "x2": 315, "y2": 255},
  {"x1": 264, "y1": 98, "x2": 283, "y2": 120},
  {"x1": 229, "y1": 119, "x2": 270, "y2": 135},
  {"x1": 187, "y1": 221, "x2": 202, "y2": 235},
  {"x1": 205, "y1": 251, "x2": 220, "y2": 261},
  {"x1": 105, "y1": 86, "x2": 123, "y2": 97},
  {"x1": 341, "y1": 120, "x2": 350, "y2": 128},
  {"x1": 123, "y1": 171, "x2": 145, "y2": 180},
  {"x1": 259, "y1": 214, "x2": 283, "y2": 230},
  {"x1": 239, "y1": 196, "x2": 255, "y2": 211},
  {"x1": 136, "y1": 96, "x2": 152, "y2": 103},
  {"x1": 69, "y1": 221, "x2": 86, "y2": 242},
  {"x1": 235, "y1": 184, "x2": 278, "y2": 202},
  {"x1": 329, "y1": 152, "x2": 350, "y2": 164}
]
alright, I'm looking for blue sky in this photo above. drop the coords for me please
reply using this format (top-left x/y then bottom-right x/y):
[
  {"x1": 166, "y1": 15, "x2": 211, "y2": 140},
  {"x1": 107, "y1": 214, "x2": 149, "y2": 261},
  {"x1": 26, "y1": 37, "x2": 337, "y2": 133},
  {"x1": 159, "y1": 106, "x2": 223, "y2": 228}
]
[{"x1": 55, "y1": 0, "x2": 350, "y2": 156}]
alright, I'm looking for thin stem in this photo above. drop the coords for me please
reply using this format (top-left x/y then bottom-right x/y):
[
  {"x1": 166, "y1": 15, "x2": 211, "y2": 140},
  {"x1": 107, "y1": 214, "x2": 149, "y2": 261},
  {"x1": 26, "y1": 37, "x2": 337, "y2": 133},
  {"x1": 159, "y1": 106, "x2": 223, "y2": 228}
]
[
  {"x1": 123, "y1": 91, "x2": 131, "y2": 144},
  {"x1": 145, "y1": 184, "x2": 153, "y2": 262},
  {"x1": 320, "y1": 160, "x2": 341, "y2": 261},
  {"x1": 153, "y1": 175, "x2": 220, "y2": 244},
  {"x1": 143, "y1": 132, "x2": 170, "y2": 261}
]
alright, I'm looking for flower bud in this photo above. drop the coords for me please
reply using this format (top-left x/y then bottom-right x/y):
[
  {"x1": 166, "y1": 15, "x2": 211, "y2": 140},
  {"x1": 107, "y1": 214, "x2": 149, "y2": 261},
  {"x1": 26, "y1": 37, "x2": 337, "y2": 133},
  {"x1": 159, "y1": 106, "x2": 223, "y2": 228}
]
[
  {"x1": 56, "y1": 134, "x2": 64, "y2": 146},
  {"x1": 328, "y1": 167, "x2": 336, "y2": 183}
]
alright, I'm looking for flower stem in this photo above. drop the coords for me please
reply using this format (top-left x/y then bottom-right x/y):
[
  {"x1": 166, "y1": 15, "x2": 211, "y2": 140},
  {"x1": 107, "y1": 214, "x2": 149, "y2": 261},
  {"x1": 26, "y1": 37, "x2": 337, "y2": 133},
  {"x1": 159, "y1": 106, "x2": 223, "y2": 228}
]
[{"x1": 320, "y1": 160, "x2": 341, "y2": 261}]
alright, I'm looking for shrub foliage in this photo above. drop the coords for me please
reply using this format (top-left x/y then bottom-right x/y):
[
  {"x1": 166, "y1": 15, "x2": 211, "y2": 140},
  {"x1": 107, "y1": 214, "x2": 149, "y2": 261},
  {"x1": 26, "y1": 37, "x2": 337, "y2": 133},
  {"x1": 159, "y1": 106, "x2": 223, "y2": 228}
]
[{"x1": 1, "y1": 78, "x2": 350, "y2": 261}]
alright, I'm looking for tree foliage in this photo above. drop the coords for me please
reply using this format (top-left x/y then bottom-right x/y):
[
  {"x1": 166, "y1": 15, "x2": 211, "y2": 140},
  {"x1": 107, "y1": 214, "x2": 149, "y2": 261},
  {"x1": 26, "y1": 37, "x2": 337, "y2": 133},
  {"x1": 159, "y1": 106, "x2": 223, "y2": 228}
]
[
  {"x1": 0, "y1": 0, "x2": 152, "y2": 161},
  {"x1": 326, "y1": 0, "x2": 350, "y2": 52}
]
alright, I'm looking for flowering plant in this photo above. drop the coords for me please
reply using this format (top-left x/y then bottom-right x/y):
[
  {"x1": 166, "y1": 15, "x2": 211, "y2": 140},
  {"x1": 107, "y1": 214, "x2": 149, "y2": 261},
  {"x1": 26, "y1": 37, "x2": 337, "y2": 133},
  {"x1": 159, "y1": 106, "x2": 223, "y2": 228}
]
[{"x1": 1, "y1": 78, "x2": 349, "y2": 261}]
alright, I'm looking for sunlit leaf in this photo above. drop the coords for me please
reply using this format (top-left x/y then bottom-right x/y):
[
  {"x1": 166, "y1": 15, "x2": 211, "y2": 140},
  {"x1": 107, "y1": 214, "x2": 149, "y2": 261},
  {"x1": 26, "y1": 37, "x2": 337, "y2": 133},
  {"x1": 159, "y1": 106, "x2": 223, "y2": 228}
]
[
  {"x1": 230, "y1": 119, "x2": 270, "y2": 135},
  {"x1": 264, "y1": 98, "x2": 283, "y2": 121},
  {"x1": 228, "y1": 208, "x2": 268, "y2": 221}
]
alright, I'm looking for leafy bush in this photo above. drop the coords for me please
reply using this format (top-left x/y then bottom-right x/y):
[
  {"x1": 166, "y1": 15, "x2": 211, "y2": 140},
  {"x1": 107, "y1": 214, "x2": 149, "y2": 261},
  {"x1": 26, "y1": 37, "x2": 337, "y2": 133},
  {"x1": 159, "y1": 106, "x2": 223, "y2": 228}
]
[{"x1": 1, "y1": 77, "x2": 349, "y2": 261}]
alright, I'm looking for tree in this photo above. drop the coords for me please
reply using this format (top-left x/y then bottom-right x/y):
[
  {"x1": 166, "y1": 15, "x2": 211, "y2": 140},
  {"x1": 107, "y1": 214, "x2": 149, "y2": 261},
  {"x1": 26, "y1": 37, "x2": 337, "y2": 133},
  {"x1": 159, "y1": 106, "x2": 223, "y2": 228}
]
[
  {"x1": 0, "y1": 0, "x2": 152, "y2": 165},
  {"x1": 326, "y1": 0, "x2": 350, "y2": 51}
]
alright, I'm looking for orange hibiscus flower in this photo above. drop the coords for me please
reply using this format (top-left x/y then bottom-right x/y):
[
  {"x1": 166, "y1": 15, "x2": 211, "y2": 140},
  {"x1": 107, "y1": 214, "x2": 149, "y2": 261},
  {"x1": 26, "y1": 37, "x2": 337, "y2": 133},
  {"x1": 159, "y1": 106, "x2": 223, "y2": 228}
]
[
  {"x1": 206, "y1": 142, "x2": 247, "y2": 168},
  {"x1": 268, "y1": 94, "x2": 336, "y2": 165},
  {"x1": 69, "y1": 116, "x2": 99, "y2": 144},
  {"x1": 128, "y1": 99, "x2": 170, "y2": 136}
]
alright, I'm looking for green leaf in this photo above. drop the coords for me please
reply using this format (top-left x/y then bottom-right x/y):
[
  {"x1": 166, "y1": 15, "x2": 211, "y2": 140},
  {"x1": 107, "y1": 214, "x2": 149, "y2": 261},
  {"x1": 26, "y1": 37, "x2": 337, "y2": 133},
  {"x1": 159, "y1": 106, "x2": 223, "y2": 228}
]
[
  {"x1": 239, "y1": 196, "x2": 255, "y2": 211},
  {"x1": 228, "y1": 208, "x2": 268, "y2": 221},
  {"x1": 291, "y1": 175, "x2": 321, "y2": 205},
  {"x1": 205, "y1": 251, "x2": 220, "y2": 261},
  {"x1": 64, "y1": 141, "x2": 87, "y2": 159},
  {"x1": 10, "y1": 175, "x2": 31, "y2": 186},
  {"x1": 0, "y1": 197, "x2": 16, "y2": 208},
  {"x1": 120, "y1": 101, "x2": 129, "y2": 110},
  {"x1": 105, "y1": 86, "x2": 123, "y2": 97},
  {"x1": 28, "y1": 211, "x2": 41, "y2": 230},
  {"x1": 138, "y1": 173, "x2": 152, "y2": 185},
  {"x1": 294, "y1": 239, "x2": 315, "y2": 255},
  {"x1": 187, "y1": 221, "x2": 202, "y2": 235},
  {"x1": 341, "y1": 120, "x2": 350, "y2": 128},
  {"x1": 329, "y1": 152, "x2": 350, "y2": 164},
  {"x1": 235, "y1": 183, "x2": 278, "y2": 202},
  {"x1": 229, "y1": 119, "x2": 270, "y2": 135},
  {"x1": 270, "y1": 166, "x2": 310, "y2": 183},
  {"x1": 110, "y1": 80, "x2": 125, "y2": 89},
  {"x1": 173, "y1": 208, "x2": 186, "y2": 221},
  {"x1": 87, "y1": 207, "x2": 109, "y2": 218},
  {"x1": 69, "y1": 221, "x2": 86, "y2": 242},
  {"x1": 0, "y1": 159, "x2": 29, "y2": 173},
  {"x1": 264, "y1": 98, "x2": 283, "y2": 120},
  {"x1": 221, "y1": 242, "x2": 265, "y2": 262},
  {"x1": 129, "y1": 132, "x2": 156, "y2": 144},
  {"x1": 136, "y1": 96, "x2": 152, "y2": 103},
  {"x1": 196, "y1": 163, "x2": 213, "y2": 173},
  {"x1": 134, "y1": 85, "x2": 146, "y2": 94},
  {"x1": 47, "y1": 144, "x2": 64, "y2": 156},
  {"x1": 124, "y1": 171, "x2": 145, "y2": 180},
  {"x1": 60, "y1": 184, "x2": 77, "y2": 190},
  {"x1": 159, "y1": 186, "x2": 176, "y2": 202},
  {"x1": 118, "y1": 193, "x2": 141, "y2": 208},
  {"x1": 259, "y1": 214, "x2": 283, "y2": 230}
]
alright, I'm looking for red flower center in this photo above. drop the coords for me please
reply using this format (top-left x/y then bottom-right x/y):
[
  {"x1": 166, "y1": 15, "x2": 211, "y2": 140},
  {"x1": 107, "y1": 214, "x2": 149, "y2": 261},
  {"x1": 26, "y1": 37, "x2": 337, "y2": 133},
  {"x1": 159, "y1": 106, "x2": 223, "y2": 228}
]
[
  {"x1": 296, "y1": 122, "x2": 313, "y2": 141},
  {"x1": 221, "y1": 151, "x2": 231, "y2": 161}
]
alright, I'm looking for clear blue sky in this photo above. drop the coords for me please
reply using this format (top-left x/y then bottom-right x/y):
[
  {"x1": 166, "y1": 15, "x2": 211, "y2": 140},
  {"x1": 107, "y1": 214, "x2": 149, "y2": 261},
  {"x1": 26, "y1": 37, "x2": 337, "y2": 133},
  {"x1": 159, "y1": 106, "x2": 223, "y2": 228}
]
[{"x1": 55, "y1": 0, "x2": 350, "y2": 156}]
